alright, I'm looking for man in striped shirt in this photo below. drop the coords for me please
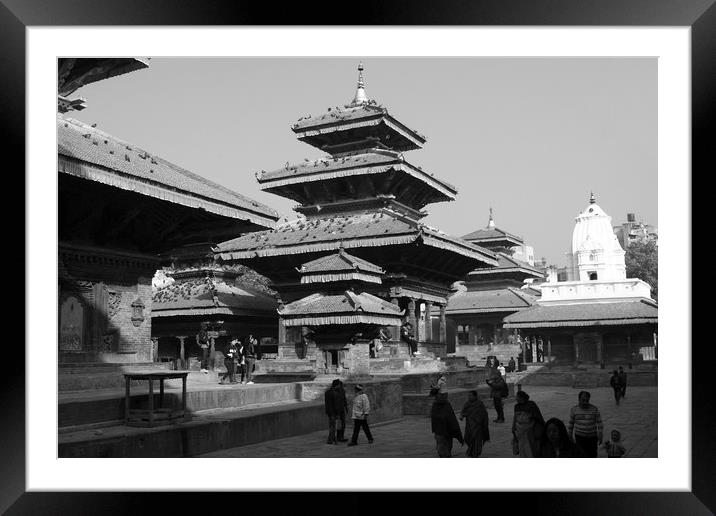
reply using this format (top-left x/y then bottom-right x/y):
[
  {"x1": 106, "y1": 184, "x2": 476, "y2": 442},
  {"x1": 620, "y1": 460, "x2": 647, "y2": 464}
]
[{"x1": 568, "y1": 391, "x2": 603, "y2": 457}]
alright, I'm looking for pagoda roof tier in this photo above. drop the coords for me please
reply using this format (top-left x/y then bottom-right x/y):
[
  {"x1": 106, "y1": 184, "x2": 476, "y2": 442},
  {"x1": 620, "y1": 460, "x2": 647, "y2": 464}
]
[
  {"x1": 461, "y1": 226, "x2": 525, "y2": 249},
  {"x1": 58, "y1": 58, "x2": 149, "y2": 97},
  {"x1": 215, "y1": 210, "x2": 498, "y2": 266},
  {"x1": 152, "y1": 271, "x2": 278, "y2": 318},
  {"x1": 59, "y1": 115, "x2": 278, "y2": 229},
  {"x1": 447, "y1": 287, "x2": 538, "y2": 315},
  {"x1": 256, "y1": 150, "x2": 456, "y2": 210},
  {"x1": 292, "y1": 102, "x2": 426, "y2": 154},
  {"x1": 298, "y1": 249, "x2": 384, "y2": 284},
  {"x1": 278, "y1": 290, "x2": 404, "y2": 327},
  {"x1": 466, "y1": 253, "x2": 545, "y2": 281},
  {"x1": 503, "y1": 298, "x2": 658, "y2": 329}
]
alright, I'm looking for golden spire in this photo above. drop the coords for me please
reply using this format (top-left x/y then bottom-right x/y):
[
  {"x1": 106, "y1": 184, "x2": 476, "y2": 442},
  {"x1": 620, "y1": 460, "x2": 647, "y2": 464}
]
[{"x1": 351, "y1": 62, "x2": 368, "y2": 106}]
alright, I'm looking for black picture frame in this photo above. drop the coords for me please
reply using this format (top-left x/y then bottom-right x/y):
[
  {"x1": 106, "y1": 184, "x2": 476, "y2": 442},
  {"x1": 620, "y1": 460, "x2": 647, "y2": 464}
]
[{"x1": 4, "y1": 0, "x2": 710, "y2": 513}]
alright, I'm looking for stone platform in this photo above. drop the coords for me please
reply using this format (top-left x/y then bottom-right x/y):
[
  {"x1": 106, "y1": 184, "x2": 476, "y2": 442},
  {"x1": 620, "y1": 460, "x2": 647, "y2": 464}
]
[
  {"x1": 58, "y1": 358, "x2": 490, "y2": 457},
  {"x1": 512, "y1": 363, "x2": 658, "y2": 388}
]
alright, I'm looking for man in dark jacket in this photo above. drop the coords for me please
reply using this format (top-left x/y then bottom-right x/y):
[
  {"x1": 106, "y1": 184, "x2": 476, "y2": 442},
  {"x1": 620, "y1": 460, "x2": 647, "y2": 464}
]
[
  {"x1": 324, "y1": 379, "x2": 349, "y2": 444},
  {"x1": 244, "y1": 337, "x2": 256, "y2": 384},
  {"x1": 431, "y1": 392, "x2": 464, "y2": 457},
  {"x1": 617, "y1": 366, "x2": 627, "y2": 398},
  {"x1": 486, "y1": 373, "x2": 507, "y2": 423}
]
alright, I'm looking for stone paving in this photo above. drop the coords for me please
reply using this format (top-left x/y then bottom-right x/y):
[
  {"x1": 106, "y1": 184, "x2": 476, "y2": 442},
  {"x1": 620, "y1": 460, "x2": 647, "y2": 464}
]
[{"x1": 199, "y1": 386, "x2": 657, "y2": 458}]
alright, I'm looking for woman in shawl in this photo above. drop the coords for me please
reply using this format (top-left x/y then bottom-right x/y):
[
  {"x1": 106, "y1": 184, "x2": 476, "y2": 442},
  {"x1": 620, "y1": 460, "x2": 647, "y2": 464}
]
[
  {"x1": 511, "y1": 390, "x2": 545, "y2": 457},
  {"x1": 430, "y1": 392, "x2": 464, "y2": 457},
  {"x1": 460, "y1": 390, "x2": 490, "y2": 457}
]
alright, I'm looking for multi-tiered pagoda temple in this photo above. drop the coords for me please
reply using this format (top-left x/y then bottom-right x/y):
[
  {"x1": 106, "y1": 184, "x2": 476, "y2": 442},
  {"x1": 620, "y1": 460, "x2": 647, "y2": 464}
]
[{"x1": 216, "y1": 63, "x2": 497, "y2": 373}]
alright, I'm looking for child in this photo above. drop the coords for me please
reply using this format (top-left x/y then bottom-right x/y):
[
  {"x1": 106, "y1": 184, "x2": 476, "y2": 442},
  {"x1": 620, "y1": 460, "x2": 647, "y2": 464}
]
[{"x1": 603, "y1": 429, "x2": 626, "y2": 457}]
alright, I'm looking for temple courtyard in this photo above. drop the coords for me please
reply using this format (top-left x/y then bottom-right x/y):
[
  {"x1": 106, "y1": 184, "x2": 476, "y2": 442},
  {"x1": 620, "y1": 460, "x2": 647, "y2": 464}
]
[{"x1": 199, "y1": 385, "x2": 657, "y2": 458}]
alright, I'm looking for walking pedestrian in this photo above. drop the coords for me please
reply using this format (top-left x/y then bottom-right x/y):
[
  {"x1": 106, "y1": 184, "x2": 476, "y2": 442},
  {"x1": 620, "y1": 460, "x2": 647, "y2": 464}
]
[
  {"x1": 244, "y1": 336, "x2": 256, "y2": 384},
  {"x1": 219, "y1": 340, "x2": 238, "y2": 384},
  {"x1": 567, "y1": 391, "x2": 604, "y2": 458},
  {"x1": 486, "y1": 373, "x2": 507, "y2": 423},
  {"x1": 617, "y1": 366, "x2": 628, "y2": 398},
  {"x1": 459, "y1": 390, "x2": 489, "y2": 457},
  {"x1": 325, "y1": 379, "x2": 348, "y2": 444},
  {"x1": 431, "y1": 392, "x2": 464, "y2": 457},
  {"x1": 511, "y1": 390, "x2": 545, "y2": 457},
  {"x1": 609, "y1": 370, "x2": 622, "y2": 405},
  {"x1": 539, "y1": 417, "x2": 581, "y2": 457},
  {"x1": 347, "y1": 384, "x2": 373, "y2": 446},
  {"x1": 602, "y1": 428, "x2": 626, "y2": 458}
]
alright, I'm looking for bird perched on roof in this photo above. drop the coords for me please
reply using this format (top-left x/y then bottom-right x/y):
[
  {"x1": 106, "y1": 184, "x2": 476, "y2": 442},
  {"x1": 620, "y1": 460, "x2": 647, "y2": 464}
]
[{"x1": 91, "y1": 123, "x2": 97, "y2": 127}]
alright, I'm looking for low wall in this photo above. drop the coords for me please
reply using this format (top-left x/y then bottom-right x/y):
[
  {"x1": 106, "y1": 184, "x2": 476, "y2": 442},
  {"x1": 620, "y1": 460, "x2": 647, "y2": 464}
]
[{"x1": 59, "y1": 383, "x2": 301, "y2": 428}]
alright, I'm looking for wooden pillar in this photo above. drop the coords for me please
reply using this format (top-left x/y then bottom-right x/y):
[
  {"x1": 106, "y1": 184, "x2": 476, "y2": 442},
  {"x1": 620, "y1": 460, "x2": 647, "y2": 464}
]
[
  {"x1": 596, "y1": 333, "x2": 603, "y2": 364},
  {"x1": 208, "y1": 337, "x2": 216, "y2": 370},
  {"x1": 520, "y1": 334, "x2": 527, "y2": 370},
  {"x1": 415, "y1": 301, "x2": 422, "y2": 343},
  {"x1": 390, "y1": 298, "x2": 402, "y2": 344},
  {"x1": 627, "y1": 333, "x2": 633, "y2": 365},
  {"x1": 424, "y1": 302, "x2": 433, "y2": 342},
  {"x1": 573, "y1": 337, "x2": 580, "y2": 367},
  {"x1": 150, "y1": 338, "x2": 159, "y2": 362},
  {"x1": 653, "y1": 331, "x2": 658, "y2": 359},
  {"x1": 407, "y1": 298, "x2": 417, "y2": 332},
  {"x1": 439, "y1": 304, "x2": 447, "y2": 345},
  {"x1": 547, "y1": 336, "x2": 552, "y2": 370},
  {"x1": 177, "y1": 336, "x2": 186, "y2": 369}
]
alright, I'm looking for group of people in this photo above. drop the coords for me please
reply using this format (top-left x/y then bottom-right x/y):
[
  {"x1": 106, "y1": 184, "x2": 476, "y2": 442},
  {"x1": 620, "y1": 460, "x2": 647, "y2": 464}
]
[
  {"x1": 219, "y1": 334, "x2": 259, "y2": 385},
  {"x1": 324, "y1": 380, "x2": 374, "y2": 446},
  {"x1": 430, "y1": 379, "x2": 626, "y2": 458}
]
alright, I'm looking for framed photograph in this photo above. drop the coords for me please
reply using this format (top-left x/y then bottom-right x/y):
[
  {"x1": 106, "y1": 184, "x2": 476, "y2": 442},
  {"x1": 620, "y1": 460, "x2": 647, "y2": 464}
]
[{"x1": 6, "y1": 0, "x2": 710, "y2": 513}]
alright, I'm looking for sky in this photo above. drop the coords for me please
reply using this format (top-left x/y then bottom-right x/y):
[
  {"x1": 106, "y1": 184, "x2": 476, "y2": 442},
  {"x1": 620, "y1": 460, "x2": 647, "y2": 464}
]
[{"x1": 68, "y1": 57, "x2": 657, "y2": 267}]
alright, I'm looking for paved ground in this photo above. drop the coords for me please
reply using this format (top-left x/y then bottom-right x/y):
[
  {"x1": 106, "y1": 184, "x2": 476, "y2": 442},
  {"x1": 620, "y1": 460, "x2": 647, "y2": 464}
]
[{"x1": 200, "y1": 386, "x2": 657, "y2": 458}]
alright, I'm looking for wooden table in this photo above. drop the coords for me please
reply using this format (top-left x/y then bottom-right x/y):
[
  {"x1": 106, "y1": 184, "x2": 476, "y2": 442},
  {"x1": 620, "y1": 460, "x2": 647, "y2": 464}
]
[{"x1": 123, "y1": 371, "x2": 190, "y2": 427}]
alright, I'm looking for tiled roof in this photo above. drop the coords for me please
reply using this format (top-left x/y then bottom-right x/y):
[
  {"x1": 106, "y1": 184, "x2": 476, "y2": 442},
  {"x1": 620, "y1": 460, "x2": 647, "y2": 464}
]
[
  {"x1": 256, "y1": 150, "x2": 456, "y2": 199},
  {"x1": 152, "y1": 276, "x2": 277, "y2": 317},
  {"x1": 299, "y1": 249, "x2": 384, "y2": 274},
  {"x1": 281, "y1": 291, "x2": 402, "y2": 316},
  {"x1": 215, "y1": 210, "x2": 498, "y2": 266},
  {"x1": 467, "y1": 253, "x2": 545, "y2": 279},
  {"x1": 447, "y1": 287, "x2": 538, "y2": 314},
  {"x1": 58, "y1": 115, "x2": 278, "y2": 227},
  {"x1": 461, "y1": 226, "x2": 524, "y2": 245},
  {"x1": 292, "y1": 103, "x2": 426, "y2": 141},
  {"x1": 503, "y1": 299, "x2": 658, "y2": 328}
]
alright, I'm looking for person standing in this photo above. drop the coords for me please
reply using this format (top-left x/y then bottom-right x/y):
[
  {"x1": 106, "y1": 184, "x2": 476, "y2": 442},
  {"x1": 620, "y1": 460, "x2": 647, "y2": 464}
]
[
  {"x1": 498, "y1": 363, "x2": 506, "y2": 378},
  {"x1": 219, "y1": 340, "x2": 238, "y2": 384},
  {"x1": 609, "y1": 370, "x2": 622, "y2": 405},
  {"x1": 568, "y1": 391, "x2": 604, "y2": 458},
  {"x1": 248, "y1": 333, "x2": 261, "y2": 360},
  {"x1": 511, "y1": 390, "x2": 545, "y2": 457},
  {"x1": 347, "y1": 384, "x2": 373, "y2": 446},
  {"x1": 197, "y1": 322, "x2": 210, "y2": 373},
  {"x1": 617, "y1": 366, "x2": 628, "y2": 398},
  {"x1": 431, "y1": 392, "x2": 464, "y2": 457},
  {"x1": 236, "y1": 340, "x2": 246, "y2": 384},
  {"x1": 244, "y1": 336, "x2": 256, "y2": 385},
  {"x1": 486, "y1": 373, "x2": 507, "y2": 423},
  {"x1": 508, "y1": 357, "x2": 516, "y2": 373},
  {"x1": 459, "y1": 390, "x2": 489, "y2": 457},
  {"x1": 324, "y1": 379, "x2": 348, "y2": 444}
]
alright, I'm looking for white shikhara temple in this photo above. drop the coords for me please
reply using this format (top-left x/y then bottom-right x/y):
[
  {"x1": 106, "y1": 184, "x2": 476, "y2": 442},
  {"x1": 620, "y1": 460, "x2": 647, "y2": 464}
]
[{"x1": 504, "y1": 194, "x2": 657, "y2": 366}]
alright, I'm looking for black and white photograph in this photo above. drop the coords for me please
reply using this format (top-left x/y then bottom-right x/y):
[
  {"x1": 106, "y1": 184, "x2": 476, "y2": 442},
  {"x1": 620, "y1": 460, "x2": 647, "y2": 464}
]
[
  {"x1": 9, "y1": 12, "x2": 708, "y2": 510},
  {"x1": 55, "y1": 56, "x2": 659, "y2": 460}
]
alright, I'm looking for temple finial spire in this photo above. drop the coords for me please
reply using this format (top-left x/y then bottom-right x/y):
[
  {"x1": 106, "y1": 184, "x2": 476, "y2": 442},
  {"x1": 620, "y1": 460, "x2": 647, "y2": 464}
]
[
  {"x1": 589, "y1": 191, "x2": 596, "y2": 204},
  {"x1": 351, "y1": 62, "x2": 368, "y2": 106},
  {"x1": 487, "y1": 207, "x2": 495, "y2": 229}
]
